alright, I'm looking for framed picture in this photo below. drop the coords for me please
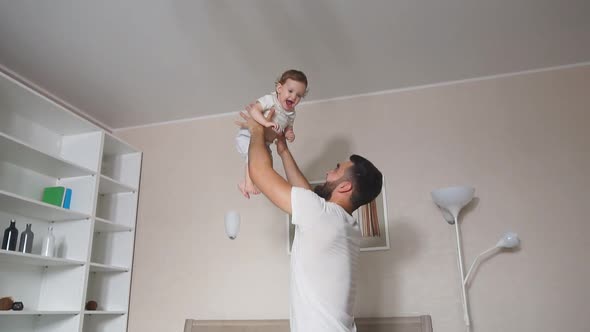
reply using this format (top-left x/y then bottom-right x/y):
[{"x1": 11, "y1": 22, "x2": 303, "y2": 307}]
[{"x1": 287, "y1": 178, "x2": 390, "y2": 253}]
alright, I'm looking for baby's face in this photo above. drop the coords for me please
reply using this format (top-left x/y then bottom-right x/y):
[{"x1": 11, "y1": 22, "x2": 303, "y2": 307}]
[{"x1": 276, "y1": 79, "x2": 306, "y2": 111}]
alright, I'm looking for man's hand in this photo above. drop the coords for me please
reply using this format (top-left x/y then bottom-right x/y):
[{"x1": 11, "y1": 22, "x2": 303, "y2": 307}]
[{"x1": 235, "y1": 104, "x2": 275, "y2": 133}]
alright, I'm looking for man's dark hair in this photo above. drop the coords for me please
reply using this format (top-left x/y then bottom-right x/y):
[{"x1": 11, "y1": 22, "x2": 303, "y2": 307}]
[{"x1": 348, "y1": 155, "x2": 383, "y2": 211}]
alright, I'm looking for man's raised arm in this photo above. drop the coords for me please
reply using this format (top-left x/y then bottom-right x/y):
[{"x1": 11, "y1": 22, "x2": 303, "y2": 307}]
[
  {"x1": 275, "y1": 135, "x2": 311, "y2": 190},
  {"x1": 239, "y1": 110, "x2": 293, "y2": 214}
]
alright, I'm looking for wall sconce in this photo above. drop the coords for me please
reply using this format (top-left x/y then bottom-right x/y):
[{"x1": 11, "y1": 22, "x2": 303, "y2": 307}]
[
  {"x1": 431, "y1": 186, "x2": 521, "y2": 327},
  {"x1": 224, "y1": 211, "x2": 240, "y2": 240}
]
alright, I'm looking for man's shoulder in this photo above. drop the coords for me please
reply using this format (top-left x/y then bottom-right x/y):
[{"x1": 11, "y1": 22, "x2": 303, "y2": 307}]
[
  {"x1": 291, "y1": 187, "x2": 325, "y2": 219},
  {"x1": 292, "y1": 186, "x2": 322, "y2": 203}
]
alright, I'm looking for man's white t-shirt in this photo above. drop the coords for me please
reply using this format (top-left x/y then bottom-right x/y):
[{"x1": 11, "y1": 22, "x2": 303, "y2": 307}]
[{"x1": 290, "y1": 186, "x2": 361, "y2": 332}]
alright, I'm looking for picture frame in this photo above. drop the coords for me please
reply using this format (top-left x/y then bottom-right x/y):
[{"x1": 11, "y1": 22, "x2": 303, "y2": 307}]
[{"x1": 286, "y1": 178, "x2": 390, "y2": 254}]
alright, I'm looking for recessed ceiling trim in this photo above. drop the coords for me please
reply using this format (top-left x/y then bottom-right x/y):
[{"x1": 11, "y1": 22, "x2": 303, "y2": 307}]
[{"x1": 113, "y1": 61, "x2": 590, "y2": 132}]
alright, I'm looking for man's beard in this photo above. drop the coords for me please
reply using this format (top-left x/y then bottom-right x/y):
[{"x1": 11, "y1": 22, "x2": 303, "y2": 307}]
[{"x1": 314, "y1": 179, "x2": 344, "y2": 200}]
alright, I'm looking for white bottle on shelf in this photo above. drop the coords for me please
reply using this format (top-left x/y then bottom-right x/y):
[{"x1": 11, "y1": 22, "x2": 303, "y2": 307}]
[{"x1": 41, "y1": 226, "x2": 55, "y2": 257}]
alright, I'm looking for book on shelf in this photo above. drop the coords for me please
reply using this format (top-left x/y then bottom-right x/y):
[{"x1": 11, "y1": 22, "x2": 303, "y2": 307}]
[
  {"x1": 63, "y1": 188, "x2": 72, "y2": 209},
  {"x1": 42, "y1": 186, "x2": 72, "y2": 209}
]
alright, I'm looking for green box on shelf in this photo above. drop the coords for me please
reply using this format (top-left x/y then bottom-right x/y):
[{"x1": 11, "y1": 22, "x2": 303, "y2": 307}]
[{"x1": 42, "y1": 186, "x2": 66, "y2": 207}]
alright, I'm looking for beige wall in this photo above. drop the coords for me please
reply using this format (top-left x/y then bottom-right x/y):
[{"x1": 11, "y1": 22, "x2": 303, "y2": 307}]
[{"x1": 117, "y1": 65, "x2": 590, "y2": 332}]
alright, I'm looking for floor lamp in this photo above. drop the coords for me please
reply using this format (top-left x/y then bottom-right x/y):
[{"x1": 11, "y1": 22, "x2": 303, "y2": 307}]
[{"x1": 431, "y1": 186, "x2": 520, "y2": 327}]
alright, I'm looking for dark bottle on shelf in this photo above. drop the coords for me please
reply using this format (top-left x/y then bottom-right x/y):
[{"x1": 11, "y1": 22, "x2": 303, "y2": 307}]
[
  {"x1": 2, "y1": 219, "x2": 19, "y2": 251},
  {"x1": 18, "y1": 223, "x2": 34, "y2": 254}
]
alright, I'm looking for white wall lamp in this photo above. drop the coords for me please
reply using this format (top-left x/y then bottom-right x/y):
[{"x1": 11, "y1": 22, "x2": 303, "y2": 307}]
[
  {"x1": 431, "y1": 186, "x2": 520, "y2": 327},
  {"x1": 224, "y1": 211, "x2": 240, "y2": 240}
]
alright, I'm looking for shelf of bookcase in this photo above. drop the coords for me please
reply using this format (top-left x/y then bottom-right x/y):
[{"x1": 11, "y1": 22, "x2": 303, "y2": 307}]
[
  {"x1": 0, "y1": 310, "x2": 80, "y2": 316},
  {"x1": 0, "y1": 189, "x2": 90, "y2": 221},
  {"x1": 94, "y1": 217, "x2": 133, "y2": 233},
  {"x1": 83, "y1": 310, "x2": 126, "y2": 315},
  {"x1": 98, "y1": 175, "x2": 136, "y2": 194},
  {"x1": 102, "y1": 133, "x2": 138, "y2": 156},
  {"x1": 89, "y1": 262, "x2": 129, "y2": 273},
  {"x1": 0, "y1": 249, "x2": 85, "y2": 267},
  {"x1": 0, "y1": 70, "x2": 99, "y2": 136},
  {"x1": 0, "y1": 131, "x2": 96, "y2": 178}
]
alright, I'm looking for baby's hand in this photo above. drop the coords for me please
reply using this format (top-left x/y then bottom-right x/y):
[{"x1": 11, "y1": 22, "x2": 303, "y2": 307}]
[
  {"x1": 285, "y1": 130, "x2": 295, "y2": 142},
  {"x1": 265, "y1": 121, "x2": 280, "y2": 132}
]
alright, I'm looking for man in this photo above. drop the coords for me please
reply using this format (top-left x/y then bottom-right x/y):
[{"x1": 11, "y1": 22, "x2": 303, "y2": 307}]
[{"x1": 237, "y1": 106, "x2": 383, "y2": 332}]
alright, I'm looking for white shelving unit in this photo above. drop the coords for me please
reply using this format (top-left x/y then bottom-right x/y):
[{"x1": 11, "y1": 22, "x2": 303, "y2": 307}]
[{"x1": 0, "y1": 70, "x2": 141, "y2": 332}]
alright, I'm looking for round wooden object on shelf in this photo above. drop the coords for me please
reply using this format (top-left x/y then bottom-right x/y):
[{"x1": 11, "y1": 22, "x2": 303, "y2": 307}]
[
  {"x1": 86, "y1": 300, "x2": 98, "y2": 310},
  {"x1": 0, "y1": 297, "x2": 14, "y2": 310}
]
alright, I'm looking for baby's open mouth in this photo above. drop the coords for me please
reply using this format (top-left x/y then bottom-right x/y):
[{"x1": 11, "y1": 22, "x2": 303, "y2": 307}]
[{"x1": 286, "y1": 100, "x2": 294, "y2": 108}]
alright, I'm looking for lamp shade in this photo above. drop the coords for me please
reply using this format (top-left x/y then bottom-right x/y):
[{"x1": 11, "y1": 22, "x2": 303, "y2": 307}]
[
  {"x1": 431, "y1": 186, "x2": 475, "y2": 224},
  {"x1": 496, "y1": 232, "x2": 520, "y2": 249},
  {"x1": 224, "y1": 211, "x2": 240, "y2": 240}
]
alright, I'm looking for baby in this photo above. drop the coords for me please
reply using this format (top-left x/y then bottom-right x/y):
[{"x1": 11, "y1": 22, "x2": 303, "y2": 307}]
[{"x1": 236, "y1": 69, "x2": 308, "y2": 198}]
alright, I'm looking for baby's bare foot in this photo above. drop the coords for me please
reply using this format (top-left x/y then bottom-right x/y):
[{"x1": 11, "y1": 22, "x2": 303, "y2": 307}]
[
  {"x1": 238, "y1": 182, "x2": 250, "y2": 199},
  {"x1": 245, "y1": 182, "x2": 261, "y2": 195}
]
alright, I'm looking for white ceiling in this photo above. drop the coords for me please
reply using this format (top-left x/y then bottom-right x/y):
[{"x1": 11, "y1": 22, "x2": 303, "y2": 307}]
[{"x1": 0, "y1": 1, "x2": 589, "y2": 129}]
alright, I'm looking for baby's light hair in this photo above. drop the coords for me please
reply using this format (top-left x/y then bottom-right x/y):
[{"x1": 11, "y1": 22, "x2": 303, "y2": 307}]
[{"x1": 276, "y1": 69, "x2": 309, "y2": 97}]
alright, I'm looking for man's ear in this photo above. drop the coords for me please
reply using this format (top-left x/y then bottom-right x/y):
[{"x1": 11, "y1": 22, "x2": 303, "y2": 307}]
[{"x1": 337, "y1": 180, "x2": 353, "y2": 194}]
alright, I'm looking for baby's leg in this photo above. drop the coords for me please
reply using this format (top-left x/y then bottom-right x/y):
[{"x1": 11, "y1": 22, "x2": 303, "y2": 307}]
[
  {"x1": 237, "y1": 163, "x2": 250, "y2": 199},
  {"x1": 238, "y1": 163, "x2": 260, "y2": 198},
  {"x1": 244, "y1": 164, "x2": 261, "y2": 195}
]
